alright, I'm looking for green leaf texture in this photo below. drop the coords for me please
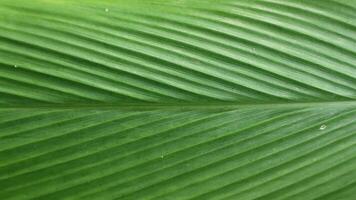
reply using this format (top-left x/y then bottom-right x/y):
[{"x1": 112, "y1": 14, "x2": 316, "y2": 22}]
[{"x1": 0, "y1": 0, "x2": 356, "y2": 199}]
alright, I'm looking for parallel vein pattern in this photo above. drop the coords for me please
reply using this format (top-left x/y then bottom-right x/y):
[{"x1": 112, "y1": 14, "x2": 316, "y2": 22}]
[
  {"x1": 0, "y1": 0, "x2": 355, "y2": 104},
  {"x1": 0, "y1": 0, "x2": 356, "y2": 199},
  {"x1": 1, "y1": 107, "x2": 356, "y2": 200}
]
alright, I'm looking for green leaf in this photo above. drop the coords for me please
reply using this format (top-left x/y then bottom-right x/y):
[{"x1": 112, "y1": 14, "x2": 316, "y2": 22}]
[{"x1": 1, "y1": 0, "x2": 356, "y2": 199}]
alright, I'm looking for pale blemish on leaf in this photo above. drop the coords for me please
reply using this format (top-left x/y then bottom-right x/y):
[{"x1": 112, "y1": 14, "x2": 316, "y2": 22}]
[{"x1": 319, "y1": 124, "x2": 327, "y2": 130}]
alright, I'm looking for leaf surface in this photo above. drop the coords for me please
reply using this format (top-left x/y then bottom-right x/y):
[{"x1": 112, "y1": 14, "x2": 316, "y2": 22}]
[{"x1": 0, "y1": 0, "x2": 356, "y2": 199}]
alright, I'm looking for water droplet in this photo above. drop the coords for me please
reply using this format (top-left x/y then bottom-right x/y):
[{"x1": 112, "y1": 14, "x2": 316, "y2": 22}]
[
  {"x1": 105, "y1": 8, "x2": 109, "y2": 12},
  {"x1": 319, "y1": 124, "x2": 327, "y2": 130},
  {"x1": 14, "y1": 65, "x2": 17, "y2": 68},
  {"x1": 160, "y1": 155, "x2": 164, "y2": 158}
]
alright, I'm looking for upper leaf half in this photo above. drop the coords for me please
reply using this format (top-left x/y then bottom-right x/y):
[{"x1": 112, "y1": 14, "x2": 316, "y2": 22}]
[{"x1": 0, "y1": 0, "x2": 355, "y2": 106}]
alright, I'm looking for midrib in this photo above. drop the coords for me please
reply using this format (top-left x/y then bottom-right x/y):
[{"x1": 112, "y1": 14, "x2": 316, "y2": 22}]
[{"x1": 1, "y1": 100, "x2": 356, "y2": 110}]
